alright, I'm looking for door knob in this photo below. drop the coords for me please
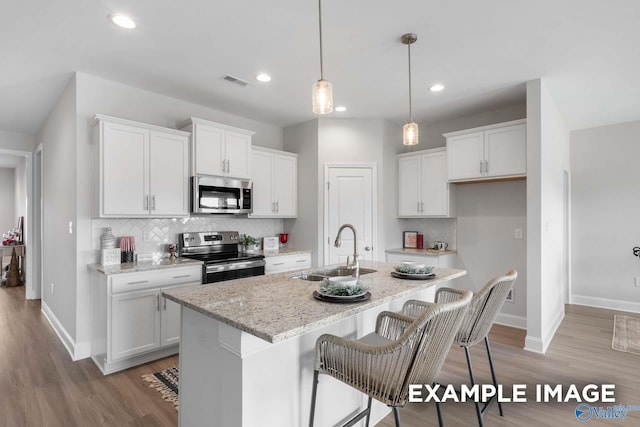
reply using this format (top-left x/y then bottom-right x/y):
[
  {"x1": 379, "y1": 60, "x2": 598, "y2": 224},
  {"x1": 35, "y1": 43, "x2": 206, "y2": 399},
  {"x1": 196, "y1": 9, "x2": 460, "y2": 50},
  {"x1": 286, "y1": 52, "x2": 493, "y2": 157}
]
[{"x1": 364, "y1": 246, "x2": 372, "y2": 251}]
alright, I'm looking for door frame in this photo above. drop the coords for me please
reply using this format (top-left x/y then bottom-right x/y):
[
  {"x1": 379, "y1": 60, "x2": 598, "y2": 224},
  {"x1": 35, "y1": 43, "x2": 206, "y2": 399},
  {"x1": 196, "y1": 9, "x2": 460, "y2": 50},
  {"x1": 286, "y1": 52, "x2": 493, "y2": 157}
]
[{"x1": 323, "y1": 163, "x2": 378, "y2": 266}]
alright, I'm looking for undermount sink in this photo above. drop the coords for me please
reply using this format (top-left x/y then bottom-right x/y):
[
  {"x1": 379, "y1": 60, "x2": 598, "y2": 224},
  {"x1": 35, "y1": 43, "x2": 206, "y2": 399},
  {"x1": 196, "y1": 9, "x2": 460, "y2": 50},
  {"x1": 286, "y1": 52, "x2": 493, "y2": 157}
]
[{"x1": 291, "y1": 267, "x2": 377, "y2": 281}]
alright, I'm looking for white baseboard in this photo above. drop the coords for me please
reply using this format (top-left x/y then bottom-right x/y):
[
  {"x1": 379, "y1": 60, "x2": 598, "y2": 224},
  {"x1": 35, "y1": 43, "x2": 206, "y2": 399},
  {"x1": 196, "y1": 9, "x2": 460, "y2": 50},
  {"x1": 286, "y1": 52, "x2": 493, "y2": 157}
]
[
  {"x1": 572, "y1": 294, "x2": 640, "y2": 314},
  {"x1": 495, "y1": 313, "x2": 527, "y2": 330},
  {"x1": 41, "y1": 301, "x2": 89, "y2": 361},
  {"x1": 524, "y1": 306, "x2": 564, "y2": 354}
]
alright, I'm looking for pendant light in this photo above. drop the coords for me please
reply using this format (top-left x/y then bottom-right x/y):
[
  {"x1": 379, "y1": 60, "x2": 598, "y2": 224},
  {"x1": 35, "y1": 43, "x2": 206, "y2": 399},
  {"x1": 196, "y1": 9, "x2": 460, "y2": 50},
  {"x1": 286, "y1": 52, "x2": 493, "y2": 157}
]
[
  {"x1": 401, "y1": 33, "x2": 418, "y2": 145},
  {"x1": 312, "y1": 0, "x2": 333, "y2": 114}
]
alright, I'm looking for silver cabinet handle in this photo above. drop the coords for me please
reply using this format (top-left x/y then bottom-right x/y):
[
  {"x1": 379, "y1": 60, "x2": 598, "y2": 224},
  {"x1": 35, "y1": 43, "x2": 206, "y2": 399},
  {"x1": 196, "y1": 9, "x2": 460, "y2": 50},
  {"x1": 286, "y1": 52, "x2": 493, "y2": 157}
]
[
  {"x1": 172, "y1": 274, "x2": 191, "y2": 279},
  {"x1": 273, "y1": 262, "x2": 285, "y2": 266},
  {"x1": 222, "y1": 160, "x2": 226, "y2": 173},
  {"x1": 144, "y1": 195, "x2": 149, "y2": 210},
  {"x1": 296, "y1": 259, "x2": 307, "y2": 263},
  {"x1": 163, "y1": 296, "x2": 167, "y2": 310},
  {"x1": 227, "y1": 160, "x2": 230, "y2": 173},
  {"x1": 485, "y1": 160, "x2": 488, "y2": 174},
  {"x1": 127, "y1": 280, "x2": 149, "y2": 285},
  {"x1": 417, "y1": 201, "x2": 420, "y2": 213},
  {"x1": 276, "y1": 201, "x2": 279, "y2": 212},
  {"x1": 156, "y1": 294, "x2": 160, "y2": 311},
  {"x1": 151, "y1": 195, "x2": 156, "y2": 210},
  {"x1": 480, "y1": 160, "x2": 483, "y2": 174}
]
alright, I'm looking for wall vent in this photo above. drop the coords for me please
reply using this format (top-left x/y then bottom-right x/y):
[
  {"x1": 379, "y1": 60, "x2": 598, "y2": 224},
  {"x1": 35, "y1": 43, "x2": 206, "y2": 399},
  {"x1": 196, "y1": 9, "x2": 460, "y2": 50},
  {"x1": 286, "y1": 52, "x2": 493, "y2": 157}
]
[{"x1": 222, "y1": 74, "x2": 249, "y2": 87}]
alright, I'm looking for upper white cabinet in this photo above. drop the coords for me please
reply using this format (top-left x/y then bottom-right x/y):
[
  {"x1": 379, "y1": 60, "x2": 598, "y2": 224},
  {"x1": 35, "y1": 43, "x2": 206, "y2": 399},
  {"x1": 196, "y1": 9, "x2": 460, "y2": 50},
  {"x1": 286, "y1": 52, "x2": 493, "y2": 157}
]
[
  {"x1": 249, "y1": 147, "x2": 298, "y2": 218},
  {"x1": 180, "y1": 117, "x2": 254, "y2": 179},
  {"x1": 398, "y1": 148, "x2": 454, "y2": 217},
  {"x1": 445, "y1": 119, "x2": 526, "y2": 182},
  {"x1": 92, "y1": 115, "x2": 190, "y2": 218}
]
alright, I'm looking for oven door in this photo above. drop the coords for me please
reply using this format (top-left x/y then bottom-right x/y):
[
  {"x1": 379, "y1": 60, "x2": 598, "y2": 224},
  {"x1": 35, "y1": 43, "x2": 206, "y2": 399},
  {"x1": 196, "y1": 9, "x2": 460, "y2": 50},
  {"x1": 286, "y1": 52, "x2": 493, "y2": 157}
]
[
  {"x1": 191, "y1": 175, "x2": 253, "y2": 214},
  {"x1": 204, "y1": 259, "x2": 266, "y2": 283}
]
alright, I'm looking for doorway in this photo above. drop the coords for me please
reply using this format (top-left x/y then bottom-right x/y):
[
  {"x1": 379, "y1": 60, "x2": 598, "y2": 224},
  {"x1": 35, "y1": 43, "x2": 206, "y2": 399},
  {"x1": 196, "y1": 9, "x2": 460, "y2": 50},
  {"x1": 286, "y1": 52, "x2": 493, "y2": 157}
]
[{"x1": 323, "y1": 164, "x2": 377, "y2": 266}]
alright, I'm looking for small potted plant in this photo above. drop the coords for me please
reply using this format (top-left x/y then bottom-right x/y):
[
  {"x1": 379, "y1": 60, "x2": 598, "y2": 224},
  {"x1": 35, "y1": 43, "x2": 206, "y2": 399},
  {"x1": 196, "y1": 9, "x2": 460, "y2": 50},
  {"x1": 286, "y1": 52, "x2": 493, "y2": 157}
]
[{"x1": 239, "y1": 234, "x2": 259, "y2": 252}]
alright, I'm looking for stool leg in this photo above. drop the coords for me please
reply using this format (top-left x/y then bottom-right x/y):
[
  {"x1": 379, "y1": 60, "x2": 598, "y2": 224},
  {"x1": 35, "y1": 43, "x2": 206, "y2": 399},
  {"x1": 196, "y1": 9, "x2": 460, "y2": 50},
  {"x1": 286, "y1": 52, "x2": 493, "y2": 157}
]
[
  {"x1": 464, "y1": 347, "x2": 483, "y2": 427},
  {"x1": 485, "y1": 337, "x2": 503, "y2": 416},
  {"x1": 309, "y1": 370, "x2": 319, "y2": 427},
  {"x1": 392, "y1": 406, "x2": 402, "y2": 427},
  {"x1": 365, "y1": 396, "x2": 372, "y2": 426}
]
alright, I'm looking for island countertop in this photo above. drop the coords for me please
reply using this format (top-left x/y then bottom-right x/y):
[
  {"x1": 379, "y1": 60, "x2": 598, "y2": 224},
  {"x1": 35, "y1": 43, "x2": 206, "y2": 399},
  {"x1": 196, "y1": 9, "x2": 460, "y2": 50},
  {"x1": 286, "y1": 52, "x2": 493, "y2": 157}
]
[{"x1": 162, "y1": 261, "x2": 466, "y2": 344}]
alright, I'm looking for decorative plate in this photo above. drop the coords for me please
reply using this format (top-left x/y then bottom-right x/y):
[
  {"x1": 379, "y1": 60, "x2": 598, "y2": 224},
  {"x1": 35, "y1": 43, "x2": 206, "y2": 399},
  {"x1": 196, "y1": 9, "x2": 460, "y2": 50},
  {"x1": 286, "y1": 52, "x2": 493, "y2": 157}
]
[
  {"x1": 313, "y1": 290, "x2": 371, "y2": 303},
  {"x1": 390, "y1": 271, "x2": 436, "y2": 280}
]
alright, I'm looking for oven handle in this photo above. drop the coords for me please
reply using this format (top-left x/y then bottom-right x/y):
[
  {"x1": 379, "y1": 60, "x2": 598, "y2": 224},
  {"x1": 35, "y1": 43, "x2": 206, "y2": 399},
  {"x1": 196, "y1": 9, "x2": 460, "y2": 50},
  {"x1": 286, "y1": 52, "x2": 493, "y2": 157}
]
[{"x1": 205, "y1": 259, "x2": 266, "y2": 274}]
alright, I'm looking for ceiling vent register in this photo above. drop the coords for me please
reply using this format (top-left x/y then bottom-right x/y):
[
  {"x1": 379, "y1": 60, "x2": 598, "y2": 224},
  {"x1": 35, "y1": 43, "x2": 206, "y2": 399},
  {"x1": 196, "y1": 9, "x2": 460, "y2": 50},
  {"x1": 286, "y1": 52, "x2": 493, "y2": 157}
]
[{"x1": 222, "y1": 74, "x2": 250, "y2": 87}]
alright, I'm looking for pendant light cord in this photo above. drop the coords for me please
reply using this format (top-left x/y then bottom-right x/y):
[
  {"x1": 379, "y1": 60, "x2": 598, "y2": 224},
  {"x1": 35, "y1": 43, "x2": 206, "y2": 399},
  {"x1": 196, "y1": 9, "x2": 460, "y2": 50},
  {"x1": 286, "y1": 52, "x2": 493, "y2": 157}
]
[
  {"x1": 318, "y1": 0, "x2": 324, "y2": 80},
  {"x1": 407, "y1": 41, "x2": 413, "y2": 122}
]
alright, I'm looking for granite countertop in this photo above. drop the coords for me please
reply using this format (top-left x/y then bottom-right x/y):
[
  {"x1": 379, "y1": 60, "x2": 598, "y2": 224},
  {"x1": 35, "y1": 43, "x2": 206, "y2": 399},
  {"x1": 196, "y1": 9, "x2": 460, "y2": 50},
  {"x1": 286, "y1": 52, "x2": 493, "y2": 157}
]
[
  {"x1": 385, "y1": 248, "x2": 457, "y2": 256},
  {"x1": 162, "y1": 261, "x2": 466, "y2": 344},
  {"x1": 88, "y1": 257, "x2": 203, "y2": 275},
  {"x1": 255, "y1": 248, "x2": 312, "y2": 257}
]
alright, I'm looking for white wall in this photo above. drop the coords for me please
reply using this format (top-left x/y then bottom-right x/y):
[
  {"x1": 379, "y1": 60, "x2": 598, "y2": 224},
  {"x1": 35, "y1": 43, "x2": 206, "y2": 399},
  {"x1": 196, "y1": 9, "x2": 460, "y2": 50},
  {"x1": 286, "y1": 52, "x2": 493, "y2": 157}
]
[
  {"x1": 571, "y1": 120, "x2": 640, "y2": 312},
  {"x1": 14, "y1": 158, "x2": 27, "y2": 228},
  {"x1": 525, "y1": 78, "x2": 570, "y2": 353},
  {"x1": 283, "y1": 120, "x2": 319, "y2": 264},
  {"x1": 36, "y1": 75, "x2": 78, "y2": 350},
  {"x1": 0, "y1": 168, "x2": 15, "y2": 233},
  {"x1": 455, "y1": 181, "x2": 527, "y2": 327}
]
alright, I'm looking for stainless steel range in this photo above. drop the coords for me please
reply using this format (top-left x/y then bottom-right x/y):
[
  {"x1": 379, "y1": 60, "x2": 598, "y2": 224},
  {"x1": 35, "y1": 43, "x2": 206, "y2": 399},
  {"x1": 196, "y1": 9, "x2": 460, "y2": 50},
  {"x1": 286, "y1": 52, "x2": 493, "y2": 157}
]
[{"x1": 178, "y1": 231, "x2": 265, "y2": 284}]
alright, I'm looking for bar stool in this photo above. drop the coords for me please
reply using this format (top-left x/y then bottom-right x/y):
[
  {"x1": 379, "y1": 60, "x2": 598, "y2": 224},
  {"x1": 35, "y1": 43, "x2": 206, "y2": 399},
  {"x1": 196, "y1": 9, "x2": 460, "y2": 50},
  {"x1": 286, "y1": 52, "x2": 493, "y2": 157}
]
[
  {"x1": 402, "y1": 270, "x2": 518, "y2": 427},
  {"x1": 309, "y1": 289, "x2": 473, "y2": 427}
]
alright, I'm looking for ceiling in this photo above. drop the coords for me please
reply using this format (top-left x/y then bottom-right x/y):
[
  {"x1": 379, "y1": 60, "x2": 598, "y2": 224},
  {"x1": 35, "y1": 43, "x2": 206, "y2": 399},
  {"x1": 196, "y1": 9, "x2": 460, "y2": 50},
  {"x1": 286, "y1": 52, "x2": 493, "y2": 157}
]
[{"x1": 2, "y1": 0, "x2": 639, "y2": 138}]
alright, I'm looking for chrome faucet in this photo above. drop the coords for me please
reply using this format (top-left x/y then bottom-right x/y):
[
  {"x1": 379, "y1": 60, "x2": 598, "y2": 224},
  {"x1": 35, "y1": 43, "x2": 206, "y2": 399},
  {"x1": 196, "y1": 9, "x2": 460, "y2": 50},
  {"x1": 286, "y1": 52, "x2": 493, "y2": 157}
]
[{"x1": 334, "y1": 224, "x2": 360, "y2": 282}]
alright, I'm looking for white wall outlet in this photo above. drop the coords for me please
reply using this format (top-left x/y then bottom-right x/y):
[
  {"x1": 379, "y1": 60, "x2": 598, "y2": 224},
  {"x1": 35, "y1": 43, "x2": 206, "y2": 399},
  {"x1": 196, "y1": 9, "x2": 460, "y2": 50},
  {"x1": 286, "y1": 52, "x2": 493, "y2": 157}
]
[
  {"x1": 68, "y1": 221, "x2": 73, "y2": 234},
  {"x1": 514, "y1": 228, "x2": 523, "y2": 239},
  {"x1": 635, "y1": 277, "x2": 640, "y2": 287},
  {"x1": 50, "y1": 283, "x2": 54, "y2": 295}
]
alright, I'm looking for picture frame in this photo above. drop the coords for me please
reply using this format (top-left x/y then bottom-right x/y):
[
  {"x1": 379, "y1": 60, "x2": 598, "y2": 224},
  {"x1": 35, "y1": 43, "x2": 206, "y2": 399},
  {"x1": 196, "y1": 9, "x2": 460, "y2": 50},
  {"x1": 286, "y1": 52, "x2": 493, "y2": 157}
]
[{"x1": 403, "y1": 231, "x2": 418, "y2": 248}]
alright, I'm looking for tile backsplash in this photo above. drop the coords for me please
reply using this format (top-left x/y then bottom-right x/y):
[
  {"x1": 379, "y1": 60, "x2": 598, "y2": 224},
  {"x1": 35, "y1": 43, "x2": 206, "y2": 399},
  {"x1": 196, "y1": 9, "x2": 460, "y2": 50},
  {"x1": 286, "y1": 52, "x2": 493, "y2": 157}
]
[
  {"x1": 92, "y1": 217, "x2": 283, "y2": 262},
  {"x1": 397, "y1": 218, "x2": 457, "y2": 249}
]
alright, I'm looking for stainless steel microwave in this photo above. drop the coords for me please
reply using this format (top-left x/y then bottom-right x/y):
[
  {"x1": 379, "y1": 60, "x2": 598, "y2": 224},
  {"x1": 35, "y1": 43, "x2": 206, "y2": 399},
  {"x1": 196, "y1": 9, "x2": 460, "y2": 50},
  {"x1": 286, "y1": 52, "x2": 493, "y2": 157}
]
[{"x1": 191, "y1": 175, "x2": 253, "y2": 214}]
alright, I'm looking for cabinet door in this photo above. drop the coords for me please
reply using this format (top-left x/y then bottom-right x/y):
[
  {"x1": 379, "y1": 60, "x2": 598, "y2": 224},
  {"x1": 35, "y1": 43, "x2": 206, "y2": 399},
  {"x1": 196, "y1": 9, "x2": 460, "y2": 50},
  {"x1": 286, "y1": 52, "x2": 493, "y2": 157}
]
[
  {"x1": 102, "y1": 122, "x2": 149, "y2": 216},
  {"x1": 398, "y1": 156, "x2": 422, "y2": 216},
  {"x1": 225, "y1": 131, "x2": 252, "y2": 179},
  {"x1": 160, "y1": 291, "x2": 182, "y2": 347},
  {"x1": 273, "y1": 154, "x2": 297, "y2": 217},
  {"x1": 421, "y1": 152, "x2": 448, "y2": 216},
  {"x1": 250, "y1": 150, "x2": 275, "y2": 216},
  {"x1": 485, "y1": 124, "x2": 526, "y2": 178},
  {"x1": 194, "y1": 124, "x2": 224, "y2": 176},
  {"x1": 111, "y1": 290, "x2": 160, "y2": 360},
  {"x1": 447, "y1": 131, "x2": 484, "y2": 180},
  {"x1": 148, "y1": 131, "x2": 189, "y2": 216}
]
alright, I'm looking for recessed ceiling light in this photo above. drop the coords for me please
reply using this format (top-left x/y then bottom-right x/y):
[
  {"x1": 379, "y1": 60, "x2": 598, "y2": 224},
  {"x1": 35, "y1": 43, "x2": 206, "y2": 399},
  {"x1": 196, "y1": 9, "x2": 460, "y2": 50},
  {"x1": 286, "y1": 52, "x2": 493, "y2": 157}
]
[
  {"x1": 110, "y1": 14, "x2": 136, "y2": 29},
  {"x1": 335, "y1": 106, "x2": 347, "y2": 112},
  {"x1": 255, "y1": 73, "x2": 272, "y2": 83},
  {"x1": 429, "y1": 83, "x2": 445, "y2": 92}
]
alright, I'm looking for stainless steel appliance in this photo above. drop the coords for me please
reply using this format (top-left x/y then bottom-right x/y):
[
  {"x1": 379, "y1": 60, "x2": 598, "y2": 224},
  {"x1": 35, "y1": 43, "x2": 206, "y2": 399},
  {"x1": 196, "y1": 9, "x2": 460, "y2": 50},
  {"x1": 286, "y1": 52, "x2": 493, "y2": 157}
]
[
  {"x1": 191, "y1": 174, "x2": 253, "y2": 215},
  {"x1": 178, "y1": 231, "x2": 265, "y2": 284}
]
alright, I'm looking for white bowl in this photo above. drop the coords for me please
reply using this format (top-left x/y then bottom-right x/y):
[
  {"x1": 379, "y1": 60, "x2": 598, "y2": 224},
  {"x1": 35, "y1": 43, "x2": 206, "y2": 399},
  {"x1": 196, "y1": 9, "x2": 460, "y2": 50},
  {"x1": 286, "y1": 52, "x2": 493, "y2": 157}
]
[{"x1": 402, "y1": 261, "x2": 425, "y2": 270}]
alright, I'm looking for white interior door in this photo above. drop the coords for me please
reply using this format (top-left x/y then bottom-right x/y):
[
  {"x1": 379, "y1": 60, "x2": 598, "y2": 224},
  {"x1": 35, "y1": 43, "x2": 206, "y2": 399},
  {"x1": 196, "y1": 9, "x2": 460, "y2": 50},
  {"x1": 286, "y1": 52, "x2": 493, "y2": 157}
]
[{"x1": 325, "y1": 165, "x2": 376, "y2": 266}]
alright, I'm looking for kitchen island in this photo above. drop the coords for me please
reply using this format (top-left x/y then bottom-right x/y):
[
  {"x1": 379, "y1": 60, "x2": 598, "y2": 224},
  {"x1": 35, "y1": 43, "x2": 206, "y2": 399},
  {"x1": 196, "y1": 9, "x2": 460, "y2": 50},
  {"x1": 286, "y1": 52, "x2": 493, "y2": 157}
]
[{"x1": 163, "y1": 261, "x2": 466, "y2": 427}]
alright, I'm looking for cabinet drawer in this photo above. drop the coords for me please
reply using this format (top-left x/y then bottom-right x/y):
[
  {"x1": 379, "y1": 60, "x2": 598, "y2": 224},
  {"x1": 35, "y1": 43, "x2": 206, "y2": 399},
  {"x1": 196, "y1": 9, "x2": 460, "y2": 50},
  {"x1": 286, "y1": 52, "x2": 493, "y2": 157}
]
[
  {"x1": 265, "y1": 253, "x2": 311, "y2": 274},
  {"x1": 110, "y1": 265, "x2": 202, "y2": 294}
]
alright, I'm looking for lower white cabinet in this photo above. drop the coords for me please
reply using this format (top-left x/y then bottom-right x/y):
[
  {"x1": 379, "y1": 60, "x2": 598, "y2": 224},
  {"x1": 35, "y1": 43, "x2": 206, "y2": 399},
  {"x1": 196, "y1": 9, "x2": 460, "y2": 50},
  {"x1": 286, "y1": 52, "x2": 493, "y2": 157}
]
[
  {"x1": 91, "y1": 264, "x2": 201, "y2": 374},
  {"x1": 265, "y1": 252, "x2": 311, "y2": 274},
  {"x1": 385, "y1": 251, "x2": 456, "y2": 269}
]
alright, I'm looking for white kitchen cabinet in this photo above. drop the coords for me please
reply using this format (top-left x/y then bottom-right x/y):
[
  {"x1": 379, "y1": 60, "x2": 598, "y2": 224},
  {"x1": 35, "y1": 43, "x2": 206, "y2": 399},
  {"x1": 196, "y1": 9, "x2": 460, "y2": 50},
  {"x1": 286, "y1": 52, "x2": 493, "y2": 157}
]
[
  {"x1": 180, "y1": 117, "x2": 254, "y2": 179},
  {"x1": 264, "y1": 252, "x2": 311, "y2": 274},
  {"x1": 398, "y1": 148, "x2": 454, "y2": 217},
  {"x1": 445, "y1": 119, "x2": 526, "y2": 182},
  {"x1": 90, "y1": 264, "x2": 202, "y2": 374},
  {"x1": 249, "y1": 147, "x2": 298, "y2": 218},
  {"x1": 92, "y1": 115, "x2": 190, "y2": 218},
  {"x1": 385, "y1": 250, "x2": 456, "y2": 269}
]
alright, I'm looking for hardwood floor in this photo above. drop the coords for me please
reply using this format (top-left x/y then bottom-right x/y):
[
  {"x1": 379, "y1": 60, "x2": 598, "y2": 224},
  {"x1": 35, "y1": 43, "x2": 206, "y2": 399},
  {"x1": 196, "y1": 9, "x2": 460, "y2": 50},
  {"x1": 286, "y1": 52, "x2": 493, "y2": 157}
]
[
  {"x1": 0, "y1": 286, "x2": 178, "y2": 427},
  {"x1": 1, "y1": 286, "x2": 639, "y2": 426}
]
